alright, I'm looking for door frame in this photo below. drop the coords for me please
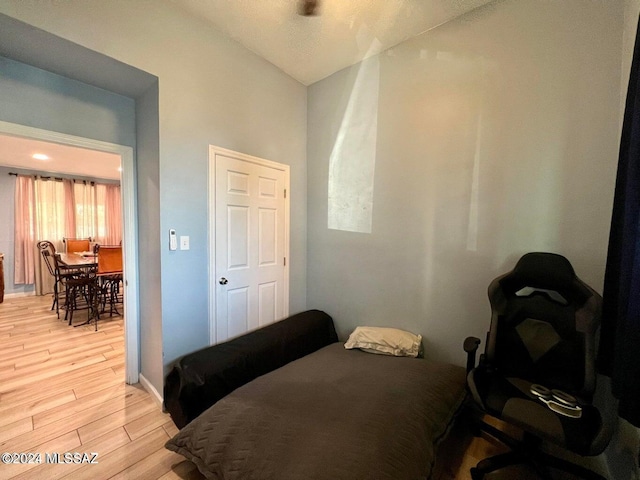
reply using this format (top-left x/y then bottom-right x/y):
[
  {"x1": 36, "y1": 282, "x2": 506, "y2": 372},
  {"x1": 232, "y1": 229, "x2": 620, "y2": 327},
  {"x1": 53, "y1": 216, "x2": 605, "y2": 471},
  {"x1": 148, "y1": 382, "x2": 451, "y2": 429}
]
[
  {"x1": 208, "y1": 145, "x2": 290, "y2": 345},
  {"x1": 0, "y1": 120, "x2": 140, "y2": 384}
]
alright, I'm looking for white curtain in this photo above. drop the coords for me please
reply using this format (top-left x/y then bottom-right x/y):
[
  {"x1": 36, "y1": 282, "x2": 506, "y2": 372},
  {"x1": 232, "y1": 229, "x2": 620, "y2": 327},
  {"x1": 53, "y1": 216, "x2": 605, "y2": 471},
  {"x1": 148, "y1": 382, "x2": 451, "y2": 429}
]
[
  {"x1": 34, "y1": 177, "x2": 67, "y2": 247},
  {"x1": 74, "y1": 181, "x2": 121, "y2": 244},
  {"x1": 14, "y1": 175, "x2": 36, "y2": 285},
  {"x1": 73, "y1": 181, "x2": 98, "y2": 241},
  {"x1": 33, "y1": 177, "x2": 68, "y2": 295},
  {"x1": 63, "y1": 179, "x2": 76, "y2": 238},
  {"x1": 102, "y1": 184, "x2": 122, "y2": 245}
]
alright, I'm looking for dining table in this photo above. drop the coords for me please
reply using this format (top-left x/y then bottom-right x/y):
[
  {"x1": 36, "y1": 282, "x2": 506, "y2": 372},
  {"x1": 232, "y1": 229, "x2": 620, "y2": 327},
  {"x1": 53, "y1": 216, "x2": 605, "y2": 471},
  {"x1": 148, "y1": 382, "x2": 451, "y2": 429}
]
[{"x1": 57, "y1": 252, "x2": 97, "y2": 269}]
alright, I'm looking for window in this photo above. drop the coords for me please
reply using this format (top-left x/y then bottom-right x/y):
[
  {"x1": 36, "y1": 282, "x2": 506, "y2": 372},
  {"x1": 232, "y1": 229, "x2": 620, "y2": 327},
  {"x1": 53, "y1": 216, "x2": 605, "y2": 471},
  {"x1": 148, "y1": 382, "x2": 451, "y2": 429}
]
[{"x1": 13, "y1": 174, "x2": 122, "y2": 285}]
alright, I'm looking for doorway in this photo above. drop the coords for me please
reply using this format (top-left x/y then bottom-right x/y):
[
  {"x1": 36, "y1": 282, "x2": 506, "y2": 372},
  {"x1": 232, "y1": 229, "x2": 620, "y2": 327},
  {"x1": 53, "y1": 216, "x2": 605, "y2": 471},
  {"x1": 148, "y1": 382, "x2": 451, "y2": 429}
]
[
  {"x1": 208, "y1": 145, "x2": 290, "y2": 344},
  {"x1": 0, "y1": 120, "x2": 140, "y2": 383}
]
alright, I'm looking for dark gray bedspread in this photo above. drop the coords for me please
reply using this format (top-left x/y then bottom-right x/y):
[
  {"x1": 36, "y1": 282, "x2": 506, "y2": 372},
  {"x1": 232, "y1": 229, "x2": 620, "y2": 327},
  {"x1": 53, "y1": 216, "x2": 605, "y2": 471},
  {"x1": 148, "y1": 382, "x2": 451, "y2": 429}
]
[{"x1": 166, "y1": 343, "x2": 466, "y2": 480}]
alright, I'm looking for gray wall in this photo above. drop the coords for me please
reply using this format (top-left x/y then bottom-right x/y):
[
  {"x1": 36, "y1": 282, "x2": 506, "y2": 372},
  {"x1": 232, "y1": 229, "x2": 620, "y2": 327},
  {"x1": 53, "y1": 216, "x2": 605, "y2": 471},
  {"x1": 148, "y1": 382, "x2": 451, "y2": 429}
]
[
  {"x1": 307, "y1": 0, "x2": 623, "y2": 365},
  {"x1": 0, "y1": 1, "x2": 308, "y2": 394},
  {"x1": 0, "y1": 57, "x2": 135, "y2": 296}
]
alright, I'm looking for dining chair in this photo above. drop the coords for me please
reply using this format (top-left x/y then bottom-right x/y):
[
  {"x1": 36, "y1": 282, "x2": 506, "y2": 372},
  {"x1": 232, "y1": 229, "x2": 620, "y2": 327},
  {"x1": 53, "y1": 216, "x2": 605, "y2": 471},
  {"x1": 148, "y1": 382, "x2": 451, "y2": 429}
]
[
  {"x1": 64, "y1": 265, "x2": 99, "y2": 330},
  {"x1": 96, "y1": 245, "x2": 124, "y2": 319},
  {"x1": 37, "y1": 241, "x2": 67, "y2": 318},
  {"x1": 37, "y1": 240, "x2": 84, "y2": 319},
  {"x1": 63, "y1": 237, "x2": 91, "y2": 254}
]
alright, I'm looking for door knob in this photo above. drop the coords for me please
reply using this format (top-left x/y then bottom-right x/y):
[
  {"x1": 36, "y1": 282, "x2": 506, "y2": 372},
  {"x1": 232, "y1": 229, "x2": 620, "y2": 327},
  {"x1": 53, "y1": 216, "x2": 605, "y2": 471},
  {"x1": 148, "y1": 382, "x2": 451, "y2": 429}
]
[{"x1": 219, "y1": 277, "x2": 228, "y2": 285}]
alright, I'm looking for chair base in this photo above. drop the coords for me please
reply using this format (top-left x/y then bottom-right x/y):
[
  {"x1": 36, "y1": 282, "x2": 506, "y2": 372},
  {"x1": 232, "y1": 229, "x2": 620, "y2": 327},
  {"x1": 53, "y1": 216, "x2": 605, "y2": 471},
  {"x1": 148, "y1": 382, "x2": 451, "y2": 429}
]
[
  {"x1": 98, "y1": 276, "x2": 123, "y2": 318},
  {"x1": 471, "y1": 419, "x2": 607, "y2": 480},
  {"x1": 63, "y1": 279, "x2": 99, "y2": 332}
]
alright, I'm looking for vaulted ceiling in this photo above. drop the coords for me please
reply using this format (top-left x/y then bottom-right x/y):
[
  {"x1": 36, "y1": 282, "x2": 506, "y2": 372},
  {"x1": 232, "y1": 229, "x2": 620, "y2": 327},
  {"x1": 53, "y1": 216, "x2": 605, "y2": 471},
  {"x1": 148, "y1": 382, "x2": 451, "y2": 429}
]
[{"x1": 172, "y1": 0, "x2": 494, "y2": 85}]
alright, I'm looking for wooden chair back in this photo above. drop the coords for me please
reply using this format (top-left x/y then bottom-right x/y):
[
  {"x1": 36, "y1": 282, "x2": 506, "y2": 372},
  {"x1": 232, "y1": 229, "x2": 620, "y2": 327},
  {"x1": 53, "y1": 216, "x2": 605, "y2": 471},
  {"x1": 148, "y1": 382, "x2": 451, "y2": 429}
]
[
  {"x1": 96, "y1": 245, "x2": 123, "y2": 275},
  {"x1": 64, "y1": 238, "x2": 91, "y2": 254}
]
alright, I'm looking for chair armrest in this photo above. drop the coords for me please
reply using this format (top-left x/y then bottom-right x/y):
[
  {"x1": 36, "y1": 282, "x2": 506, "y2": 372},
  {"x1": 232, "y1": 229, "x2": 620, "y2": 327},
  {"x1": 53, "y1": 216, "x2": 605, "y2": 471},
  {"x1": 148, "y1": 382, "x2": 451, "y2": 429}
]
[{"x1": 464, "y1": 336, "x2": 481, "y2": 373}]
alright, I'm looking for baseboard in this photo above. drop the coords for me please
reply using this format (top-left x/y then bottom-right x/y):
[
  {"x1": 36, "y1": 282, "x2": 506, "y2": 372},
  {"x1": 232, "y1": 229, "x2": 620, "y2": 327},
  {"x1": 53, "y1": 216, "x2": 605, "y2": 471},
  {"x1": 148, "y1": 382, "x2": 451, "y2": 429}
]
[
  {"x1": 139, "y1": 373, "x2": 163, "y2": 407},
  {"x1": 3, "y1": 291, "x2": 37, "y2": 299}
]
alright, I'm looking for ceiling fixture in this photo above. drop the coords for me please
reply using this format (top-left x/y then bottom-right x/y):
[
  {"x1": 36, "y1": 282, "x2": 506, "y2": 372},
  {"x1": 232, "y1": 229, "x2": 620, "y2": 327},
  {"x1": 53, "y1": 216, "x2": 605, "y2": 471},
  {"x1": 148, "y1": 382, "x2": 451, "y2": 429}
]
[
  {"x1": 298, "y1": 0, "x2": 320, "y2": 16},
  {"x1": 32, "y1": 153, "x2": 50, "y2": 160}
]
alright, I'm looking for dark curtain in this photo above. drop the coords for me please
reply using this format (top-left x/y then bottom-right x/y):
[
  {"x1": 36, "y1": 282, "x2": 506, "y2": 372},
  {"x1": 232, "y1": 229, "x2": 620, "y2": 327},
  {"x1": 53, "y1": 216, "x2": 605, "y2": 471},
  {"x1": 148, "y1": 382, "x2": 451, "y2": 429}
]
[{"x1": 598, "y1": 15, "x2": 640, "y2": 428}]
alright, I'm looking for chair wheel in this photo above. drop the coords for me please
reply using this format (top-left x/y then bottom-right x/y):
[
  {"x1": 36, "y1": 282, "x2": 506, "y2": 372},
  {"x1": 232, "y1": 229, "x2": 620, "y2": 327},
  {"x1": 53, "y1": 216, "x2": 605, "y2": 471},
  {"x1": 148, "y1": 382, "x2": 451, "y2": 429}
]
[{"x1": 470, "y1": 467, "x2": 484, "y2": 480}]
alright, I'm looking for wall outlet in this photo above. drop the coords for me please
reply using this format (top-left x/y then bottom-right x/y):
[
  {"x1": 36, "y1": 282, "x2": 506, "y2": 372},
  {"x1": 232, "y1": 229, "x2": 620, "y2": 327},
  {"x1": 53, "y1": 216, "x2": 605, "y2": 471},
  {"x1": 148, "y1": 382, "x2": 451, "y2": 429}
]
[{"x1": 180, "y1": 235, "x2": 190, "y2": 250}]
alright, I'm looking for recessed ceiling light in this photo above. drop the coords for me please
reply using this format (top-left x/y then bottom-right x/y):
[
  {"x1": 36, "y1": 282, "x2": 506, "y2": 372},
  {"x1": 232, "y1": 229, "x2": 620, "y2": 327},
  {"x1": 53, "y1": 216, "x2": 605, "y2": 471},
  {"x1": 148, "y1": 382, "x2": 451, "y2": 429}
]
[{"x1": 32, "y1": 153, "x2": 50, "y2": 160}]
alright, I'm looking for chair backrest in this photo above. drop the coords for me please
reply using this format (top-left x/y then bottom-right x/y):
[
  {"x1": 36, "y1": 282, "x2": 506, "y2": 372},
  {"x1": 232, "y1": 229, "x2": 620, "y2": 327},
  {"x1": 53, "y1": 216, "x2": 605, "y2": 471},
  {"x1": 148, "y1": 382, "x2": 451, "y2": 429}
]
[
  {"x1": 37, "y1": 240, "x2": 58, "y2": 277},
  {"x1": 485, "y1": 252, "x2": 602, "y2": 399},
  {"x1": 96, "y1": 245, "x2": 123, "y2": 275},
  {"x1": 64, "y1": 237, "x2": 91, "y2": 254}
]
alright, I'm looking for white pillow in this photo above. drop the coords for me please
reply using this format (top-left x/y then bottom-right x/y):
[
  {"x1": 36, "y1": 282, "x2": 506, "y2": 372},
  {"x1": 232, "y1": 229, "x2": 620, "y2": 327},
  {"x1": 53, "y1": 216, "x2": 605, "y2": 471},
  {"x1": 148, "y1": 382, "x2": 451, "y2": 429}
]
[{"x1": 344, "y1": 326, "x2": 422, "y2": 358}]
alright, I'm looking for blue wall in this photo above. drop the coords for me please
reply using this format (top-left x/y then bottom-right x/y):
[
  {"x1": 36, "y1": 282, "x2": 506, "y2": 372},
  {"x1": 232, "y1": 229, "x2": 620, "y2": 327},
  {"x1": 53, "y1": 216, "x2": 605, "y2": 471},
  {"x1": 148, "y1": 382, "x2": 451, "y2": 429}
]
[{"x1": 0, "y1": 56, "x2": 135, "y2": 147}]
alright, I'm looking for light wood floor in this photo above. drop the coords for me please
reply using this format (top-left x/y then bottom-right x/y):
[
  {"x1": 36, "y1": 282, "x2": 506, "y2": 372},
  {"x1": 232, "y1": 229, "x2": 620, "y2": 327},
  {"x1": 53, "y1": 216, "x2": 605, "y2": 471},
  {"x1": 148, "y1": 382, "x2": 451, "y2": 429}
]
[
  {"x1": 0, "y1": 295, "x2": 569, "y2": 480},
  {"x1": 0, "y1": 295, "x2": 203, "y2": 480}
]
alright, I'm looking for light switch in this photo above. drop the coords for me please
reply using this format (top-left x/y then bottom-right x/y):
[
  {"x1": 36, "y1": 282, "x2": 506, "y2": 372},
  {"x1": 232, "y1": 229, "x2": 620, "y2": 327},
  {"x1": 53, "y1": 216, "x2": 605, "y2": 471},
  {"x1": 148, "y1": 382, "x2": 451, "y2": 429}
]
[{"x1": 180, "y1": 236, "x2": 190, "y2": 250}]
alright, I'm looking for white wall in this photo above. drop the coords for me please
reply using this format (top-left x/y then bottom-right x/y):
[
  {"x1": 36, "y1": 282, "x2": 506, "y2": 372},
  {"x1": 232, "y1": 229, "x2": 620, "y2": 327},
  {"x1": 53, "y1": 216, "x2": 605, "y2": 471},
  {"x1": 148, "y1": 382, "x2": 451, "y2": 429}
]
[
  {"x1": 0, "y1": 1, "x2": 308, "y2": 394},
  {"x1": 307, "y1": 0, "x2": 623, "y2": 365}
]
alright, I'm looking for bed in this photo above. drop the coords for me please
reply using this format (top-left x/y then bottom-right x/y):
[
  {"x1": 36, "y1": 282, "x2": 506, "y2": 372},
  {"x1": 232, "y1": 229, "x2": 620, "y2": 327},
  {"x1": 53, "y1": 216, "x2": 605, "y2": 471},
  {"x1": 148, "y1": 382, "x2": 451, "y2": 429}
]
[{"x1": 164, "y1": 310, "x2": 467, "y2": 480}]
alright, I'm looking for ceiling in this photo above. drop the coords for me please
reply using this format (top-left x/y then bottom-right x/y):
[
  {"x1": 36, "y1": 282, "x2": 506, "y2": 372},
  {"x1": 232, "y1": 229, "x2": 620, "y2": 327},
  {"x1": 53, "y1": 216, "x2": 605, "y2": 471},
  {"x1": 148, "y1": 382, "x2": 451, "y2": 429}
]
[
  {"x1": 0, "y1": 1, "x2": 493, "y2": 176},
  {"x1": 0, "y1": 134, "x2": 121, "y2": 180},
  {"x1": 172, "y1": 0, "x2": 495, "y2": 85}
]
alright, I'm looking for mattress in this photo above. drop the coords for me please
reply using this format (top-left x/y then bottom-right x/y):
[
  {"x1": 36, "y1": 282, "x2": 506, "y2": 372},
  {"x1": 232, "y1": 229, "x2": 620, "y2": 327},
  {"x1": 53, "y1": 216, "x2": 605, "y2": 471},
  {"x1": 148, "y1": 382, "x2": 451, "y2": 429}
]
[{"x1": 166, "y1": 343, "x2": 467, "y2": 480}]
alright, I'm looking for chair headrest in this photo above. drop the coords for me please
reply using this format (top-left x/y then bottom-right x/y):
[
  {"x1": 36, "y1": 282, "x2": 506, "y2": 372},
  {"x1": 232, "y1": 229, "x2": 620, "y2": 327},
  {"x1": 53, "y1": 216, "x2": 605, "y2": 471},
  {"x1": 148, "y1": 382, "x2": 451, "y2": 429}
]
[
  {"x1": 498, "y1": 252, "x2": 588, "y2": 303},
  {"x1": 513, "y1": 252, "x2": 575, "y2": 290}
]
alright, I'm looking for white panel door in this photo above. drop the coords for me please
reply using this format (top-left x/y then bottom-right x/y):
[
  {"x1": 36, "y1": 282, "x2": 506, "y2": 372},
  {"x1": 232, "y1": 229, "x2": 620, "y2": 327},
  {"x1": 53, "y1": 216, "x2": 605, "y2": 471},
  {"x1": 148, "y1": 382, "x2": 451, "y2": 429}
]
[{"x1": 213, "y1": 150, "x2": 288, "y2": 343}]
